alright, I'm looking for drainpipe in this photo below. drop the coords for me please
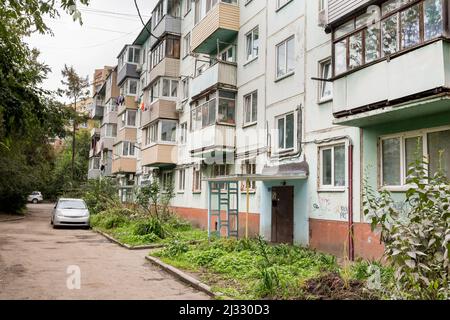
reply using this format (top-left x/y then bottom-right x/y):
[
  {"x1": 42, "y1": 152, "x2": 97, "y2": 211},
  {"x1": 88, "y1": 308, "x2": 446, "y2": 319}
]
[{"x1": 348, "y1": 143, "x2": 355, "y2": 261}]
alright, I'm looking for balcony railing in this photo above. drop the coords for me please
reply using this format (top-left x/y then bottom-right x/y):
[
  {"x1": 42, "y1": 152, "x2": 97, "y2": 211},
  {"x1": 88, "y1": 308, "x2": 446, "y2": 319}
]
[
  {"x1": 112, "y1": 157, "x2": 137, "y2": 174},
  {"x1": 152, "y1": 14, "x2": 181, "y2": 40},
  {"x1": 141, "y1": 144, "x2": 177, "y2": 168},
  {"x1": 191, "y1": 61, "x2": 237, "y2": 98},
  {"x1": 333, "y1": 40, "x2": 450, "y2": 127},
  {"x1": 149, "y1": 58, "x2": 180, "y2": 83},
  {"x1": 89, "y1": 102, "x2": 104, "y2": 120},
  {"x1": 141, "y1": 99, "x2": 178, "y2": 128},
  {"x1": 117, "y1": 63, "x2": 139, "y2": 86},
  {"x1": 190, "y1": 124, "x2": 236, "y2": 158}
]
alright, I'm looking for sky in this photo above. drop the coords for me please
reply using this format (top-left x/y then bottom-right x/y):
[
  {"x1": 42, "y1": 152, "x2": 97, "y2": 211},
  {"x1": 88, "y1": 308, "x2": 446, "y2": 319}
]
[{"x1": 26, "y1": 0, "x2": 158, "y2": 102}]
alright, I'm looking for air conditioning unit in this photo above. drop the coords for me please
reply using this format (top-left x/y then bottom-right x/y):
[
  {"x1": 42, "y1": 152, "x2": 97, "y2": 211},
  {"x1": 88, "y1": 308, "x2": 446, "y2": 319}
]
[{"x1": 318, "y1": 8, "x2": 328, "y2": 27}]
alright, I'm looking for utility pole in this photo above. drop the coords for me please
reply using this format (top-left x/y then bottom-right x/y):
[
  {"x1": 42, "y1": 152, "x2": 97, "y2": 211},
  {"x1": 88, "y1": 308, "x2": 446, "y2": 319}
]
[{"x1": 72, "y1": 98, "x2": 77, "y2": 181}]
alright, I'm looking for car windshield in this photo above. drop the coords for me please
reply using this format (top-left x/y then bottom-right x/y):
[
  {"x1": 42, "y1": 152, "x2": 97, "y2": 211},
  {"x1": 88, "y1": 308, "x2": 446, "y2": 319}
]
[{"x1": 58, "y1": 200, "x2": 86, "y2": 209}]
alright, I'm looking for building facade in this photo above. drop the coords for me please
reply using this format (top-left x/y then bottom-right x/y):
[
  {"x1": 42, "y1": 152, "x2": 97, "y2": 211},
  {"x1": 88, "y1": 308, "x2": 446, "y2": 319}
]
[{"x1": 87, "y1": 0, "x2": 450, "y2": 260}]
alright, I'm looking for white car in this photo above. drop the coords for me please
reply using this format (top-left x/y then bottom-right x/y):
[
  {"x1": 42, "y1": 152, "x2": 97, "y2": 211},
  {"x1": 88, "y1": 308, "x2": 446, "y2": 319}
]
[
  {"x1": 28, "y1": 191, "x2": 43, "y2": 204},
  {"x1": 51, "y1": 198, "x2": 90, "y2": 229}
]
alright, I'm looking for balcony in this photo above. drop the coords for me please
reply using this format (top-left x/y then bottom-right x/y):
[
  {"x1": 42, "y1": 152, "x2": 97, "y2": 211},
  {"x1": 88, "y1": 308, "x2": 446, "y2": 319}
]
[
  {"x1": 191, "y1": 61, "x2": 237, "y2": 98},
  {"x1": 117, "y1": 63, "x2": 139, "y2": 86},
  {"x1": 141, "y1": 99, "x2": 178, "y2": 128},
  {"x1": 88, "y1": 169, "x2": 101, "y2": 180},
  {"x1": 101, "y1": 110, "x2": 117, "y2": 126},
  {"x1": 152, "y1": 14, "x2": 181, "y2": 40},
  {"x1": 117, "y1": 96, "x2": 138, "y2": 115},
  {"x1": 333, "y1": 41, "x2": 450, "y2": 127},
  {"x1": 149, "y1": 58, "x2": 180, "y2": 83},
  {"x1": 99, "y1": 136, "x2": 115, "y2": 152},
  {"x1": 190, "y1": 124, "x2": 236, "y2": 158},
  {"x1": 112, "y1": 157, "x2": 137, "y2": 174},
  {"x1": 89, "y1": 102, "x2": 104, "y2": 120},
  {"x1": 142, "y1": 144, "x2": 177, "y2": 168},
  {"x1": 191, "y1": 2, "x2": 239, "y2": 55},
  {"x1": 90, "y1": 127, "x2": 100, "y2": 138},
  {"x1": 117, "y1": 127, "x2": 137, "y2": 143}
]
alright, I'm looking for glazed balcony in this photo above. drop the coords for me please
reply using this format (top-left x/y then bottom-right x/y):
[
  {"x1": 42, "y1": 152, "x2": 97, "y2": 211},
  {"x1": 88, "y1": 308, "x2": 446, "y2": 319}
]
[
  {"x1": 141, "y1": 144, "x2": 177, "y2": 168},
  {"x1": 141, "y1": 99, "x2": 178, "y2": 128},
  {"x1": 190, "y1": 124, "x2": 236, "y2": 158},
  {"x1": 112, "y1": 157, "x2": 137, "y2": 174},
  {"x1": 152, "y1": 14, "x2": 181, "y2": 40},
  {"x1": 117, "y1": 63, "x2": 139, "y2": 86},
  {"x1": 191, "y1": 1, "x2": 239, "y2": 55},
  {"x1": 191, "y1": 61, "x2": 237, "y2": 98},
  {"x1": 333, "y1": 40, "x2": 450, "y2": 127},
  {"x1": 149, "y1": 58, "x2": 180, "y2": 83},
  {"x1": 89, "y1": 101, "x2": 104, "y2": 120}
]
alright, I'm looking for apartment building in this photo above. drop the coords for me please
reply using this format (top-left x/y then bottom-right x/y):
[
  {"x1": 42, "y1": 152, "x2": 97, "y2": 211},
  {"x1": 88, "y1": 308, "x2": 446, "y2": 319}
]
[{"x1": 87, "y1": 0, "x2": 450, "y2": 260}]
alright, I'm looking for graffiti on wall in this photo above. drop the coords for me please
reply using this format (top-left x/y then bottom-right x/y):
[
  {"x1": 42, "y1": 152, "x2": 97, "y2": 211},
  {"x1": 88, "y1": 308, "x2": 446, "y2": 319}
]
[{"x1": 311, "y1": 194, "x2": 348, "y2": 221}]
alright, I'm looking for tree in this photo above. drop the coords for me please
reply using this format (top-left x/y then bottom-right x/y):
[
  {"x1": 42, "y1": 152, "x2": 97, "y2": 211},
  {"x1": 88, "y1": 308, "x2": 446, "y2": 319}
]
[
  {"x1": 58, "y1": 65, "x2": 90, "y2": 180},
  {"x1": 0, "y1": 1, "x2": 90, "y2": 213}
]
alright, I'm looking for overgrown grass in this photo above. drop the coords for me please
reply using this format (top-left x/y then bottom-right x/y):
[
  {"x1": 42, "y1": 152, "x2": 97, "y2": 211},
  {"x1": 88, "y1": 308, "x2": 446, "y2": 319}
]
[
  {"x1": 90, "y1": 209, "x2": 208, "y2": 246},
  {"x1": 152, "y1": 237, "x2": 390, "y2": 300}
]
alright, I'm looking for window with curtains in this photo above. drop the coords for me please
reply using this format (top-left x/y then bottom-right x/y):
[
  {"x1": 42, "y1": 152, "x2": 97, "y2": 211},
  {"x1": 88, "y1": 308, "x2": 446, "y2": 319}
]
[
  {"x1": 380, "y1": 128, "x2": 450, "y2": 187},
  {"x1": 333, "y1": 0, "x2": 444, "y2": 76}
]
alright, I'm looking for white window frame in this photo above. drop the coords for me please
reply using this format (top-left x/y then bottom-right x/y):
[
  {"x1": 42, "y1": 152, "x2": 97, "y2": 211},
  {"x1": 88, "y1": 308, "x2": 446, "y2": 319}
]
[
  {"x1": 183, "y1": 32, "x2": 191, "y2": 58},
  {"x1": 275, "y1": 112, "x2": 295, "y2": 152},
  {"x1": 243, "y1": 91, "x2": 258, "y2": 126},
  {"x1": 319, "y1": 143, "x2": 347, "y2": 191},
  {"x1": 178, "y1": 169, "x2": 186, "y2": 192},
  {"x1": 276, "y1": 36, "x2": 295, "y2": 80},
  {"x1": 318, "y1": 58, "x2": 333, "y2": 102},
  {"x1": 193, "y1": 167, "x2": 202, "y2": 192},
  {"x1": 245, "y1": 26, "x2": 259, "y2": 63},
  {"x1": 241, "y1": 160, "x2": 257, "y2": 192}
]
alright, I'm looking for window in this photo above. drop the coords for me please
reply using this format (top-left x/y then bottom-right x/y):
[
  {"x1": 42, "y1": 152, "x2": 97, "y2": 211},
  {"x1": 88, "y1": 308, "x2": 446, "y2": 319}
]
[
  {"x1": 152, "y1": 1, "x2": 164, "y2": 28},
  {"x1": 150, "y1": 81, "x2": 160, "y2": 103},
  {"x1": 144, "y1": 123, "x2": 158, "y2": 146},
  {"x1": 333, "y1": 0, "x2": 444, "y2": 75},
  {"x1": 276, "y1": 36, "x2": 295, "y2": 79},
  {"x1": 183, "y1": 33, "x2": 191, "y2": 58},
  {"x1": 246, "y1": 27, "x2": 259, "y2": 62},
  {"x1": 160, "y1": 120, "x2": 177, "y2": 142},
  {"x1": 179, "y1": 122, "x2": 187, "y2": 144},
  {"x1": 319, "y1": 59, "x2": 333, "y2": 101},
  {"x1": 244, "y1": 91, "x2": 257, "y2": 125},
  {"x1": 120, "y1": 141, "x2": 136, "y2": 157},
  {"x1": 193, "y1": 167, "x2": 202, "y2": 192},
  {"x1": 121, "y1": 79, "x2": 138, "y2": 96},
  {"x1": 150, "y1": 36, "x2": 181, "y2": 69},
  {"x1": 178, "y1": 169, "x2": 186, "y2": 192},
  {"x1": 241, "y1": 160, "x2": 256, "y2": 191},
  {"x1": 220, "y1": 45, "x2": 236, "y2": 63},
  {"x1": 181, "y1": 77, "x2": 190, "y2": 100},
  {"x1": 102, "y1": 124, "x2": 117, "y2": 137},
  {"x1": 191, "y1": 90, "x2": 236, "y2": 131},
  {"x1": 380, "y1": 128, "x2": 450, "y2": 187},
  {"x1": 319, "y1": 0, "x2": 327, "y2": 11},
  {"x1": 320, "y1": 144, "x2": 346, "y2": 188},
  {"x1": 161, "y1": 171, "x2": 173, "y2": 191},
  {"x1": 119, "y1": 110, "x2": 137, "y2": 128},
  {"x1": 162, "y1": 78, "x2": 178, "y2": 98},
  {"x1": 212, "y1": 164, "x2": 229, "y2": 191},
  {"x1": 276, "y1": 113, "x2": 295, "y2": 151},
  {"x1": 128, "y1": 47, "x2": 141, "y2": 64}
]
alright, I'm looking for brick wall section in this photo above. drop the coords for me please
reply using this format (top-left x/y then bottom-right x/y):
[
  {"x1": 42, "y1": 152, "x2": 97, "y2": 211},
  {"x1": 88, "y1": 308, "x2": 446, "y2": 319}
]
[
  {"x1": 171, "y1": 206, "x2": 260, "y2": 238},
  {"x1": 309, "y1": 218, "x2": 385, "y2": 260}
]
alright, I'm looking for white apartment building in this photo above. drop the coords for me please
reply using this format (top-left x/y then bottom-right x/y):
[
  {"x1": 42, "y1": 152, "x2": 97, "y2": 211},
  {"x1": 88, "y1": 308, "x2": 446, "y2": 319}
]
[{"x1": 89, "y1": 0, "x2": 450, "y2": 260}]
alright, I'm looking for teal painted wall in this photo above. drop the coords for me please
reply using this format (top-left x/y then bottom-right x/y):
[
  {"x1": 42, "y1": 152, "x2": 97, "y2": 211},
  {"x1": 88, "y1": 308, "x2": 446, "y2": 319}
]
[
  {"x1": 363, "y1": 110, "x2": 450, "y2": 202},
  {"x1": 260, "y1": 179, "x2": 309, "y2": 246}
]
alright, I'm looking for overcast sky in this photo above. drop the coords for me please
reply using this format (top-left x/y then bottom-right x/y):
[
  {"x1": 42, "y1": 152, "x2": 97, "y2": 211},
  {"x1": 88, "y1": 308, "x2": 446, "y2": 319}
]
[{"x1": 26, "y1": 0, "x2": 158, "y2": 102}]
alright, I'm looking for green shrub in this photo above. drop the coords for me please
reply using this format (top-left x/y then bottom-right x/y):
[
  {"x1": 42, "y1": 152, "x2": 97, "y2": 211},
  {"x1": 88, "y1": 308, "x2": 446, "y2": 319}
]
[
  {"x1": 186, "y1": 248, "x2": 227, "y2": 267},
  {"x1": 133, "y1": 218, "x2": 170, "y2": 239},
  {"x1": 159, "y1": 241, "x2": 190, "y2": 257}
]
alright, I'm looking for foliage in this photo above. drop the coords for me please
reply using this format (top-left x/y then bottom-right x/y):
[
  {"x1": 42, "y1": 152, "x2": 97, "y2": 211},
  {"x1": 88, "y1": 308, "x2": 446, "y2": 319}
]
[
  {"x1": 0, "y1": 0, "x2": 90, "y2": 212},
  {"x1": 363, "y1": 158, "x2": 450, "y2": 299},
  {"x1": 82, "y1": 178, "x2": 119, "y2": 215},
  {"x1": 154, "y1": 237, "x2": 342, "y2": 300}
]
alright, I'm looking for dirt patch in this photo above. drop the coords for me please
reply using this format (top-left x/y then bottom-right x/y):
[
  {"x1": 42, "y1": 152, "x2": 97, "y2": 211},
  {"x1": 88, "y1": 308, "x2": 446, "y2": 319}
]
[{"x1": 304, "y1": 272, "x2": 379, "y2": 300}]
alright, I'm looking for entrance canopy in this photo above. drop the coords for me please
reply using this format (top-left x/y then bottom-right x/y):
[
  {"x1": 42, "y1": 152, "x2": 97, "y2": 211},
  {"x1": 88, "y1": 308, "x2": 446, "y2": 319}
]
[{"x1": 203, "y1": 161, "x2": 309, "y2": 183}]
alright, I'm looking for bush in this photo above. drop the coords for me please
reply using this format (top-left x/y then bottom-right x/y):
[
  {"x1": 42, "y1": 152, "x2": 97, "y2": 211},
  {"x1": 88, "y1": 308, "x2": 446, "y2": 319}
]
[
  {"x1": 83, "y1": 178, "x2": 119, "y2": 215},
  {"x1": 364, "y1": 158, "x2": 450, "y2": 299},
  {"x1": 133, "y1": 218, "x2": 170, "y2": 239}
]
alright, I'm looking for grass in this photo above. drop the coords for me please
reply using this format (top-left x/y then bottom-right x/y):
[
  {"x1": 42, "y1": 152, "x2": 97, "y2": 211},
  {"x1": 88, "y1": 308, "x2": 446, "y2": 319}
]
[
  {"x1": 151, "y1": 237, "x2": 394, "y2": 300},
  {"x1": 90, "y1": 211, "x2": 208, "y2": 247}
]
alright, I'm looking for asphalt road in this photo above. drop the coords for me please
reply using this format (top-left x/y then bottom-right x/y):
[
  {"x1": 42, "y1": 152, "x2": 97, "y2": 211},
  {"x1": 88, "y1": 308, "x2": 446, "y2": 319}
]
[{"x1": 0, "y1": 203, "x2": 209, "y2": 300}]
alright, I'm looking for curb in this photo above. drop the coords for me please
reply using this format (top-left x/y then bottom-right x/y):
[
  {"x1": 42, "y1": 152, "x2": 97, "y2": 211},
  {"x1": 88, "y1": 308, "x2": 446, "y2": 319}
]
[
  {"x1": 94, "y1": 230, "x2": 166, "y2": 250},
  {"x1": 145, "y1": 255, "x2": 220, "y2": 298},
  {"x1": 0, "y1": 216, "x2": 25, "y2": 223}
]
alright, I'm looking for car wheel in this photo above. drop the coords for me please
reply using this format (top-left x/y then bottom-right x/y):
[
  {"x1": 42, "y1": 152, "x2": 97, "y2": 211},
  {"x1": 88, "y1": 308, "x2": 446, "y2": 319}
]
[
  {"x1": 32, "y1": 199, "x2": 38, "y2": 204},
  {"x1": 52, "y1": 224, "x2": 58, "y2": 229}
]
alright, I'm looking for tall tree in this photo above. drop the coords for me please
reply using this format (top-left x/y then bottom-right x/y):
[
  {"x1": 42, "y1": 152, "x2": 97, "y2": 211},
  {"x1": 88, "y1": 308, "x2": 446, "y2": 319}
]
[{"x1": 59, "y1": 65, "x2": 90, "y2": 180}]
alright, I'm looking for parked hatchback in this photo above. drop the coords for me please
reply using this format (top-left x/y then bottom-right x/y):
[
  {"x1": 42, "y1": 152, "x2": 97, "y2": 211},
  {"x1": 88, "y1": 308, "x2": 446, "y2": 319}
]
[
  {"x1": 28, "y1": 191, "x2": 43, "y2": 204},
  {"x1": 51, "y1": 198, "x2": 90, "y2": 229}
]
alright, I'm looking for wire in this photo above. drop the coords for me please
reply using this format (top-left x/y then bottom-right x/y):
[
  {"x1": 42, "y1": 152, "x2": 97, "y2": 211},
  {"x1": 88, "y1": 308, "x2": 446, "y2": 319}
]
[
  {"x1": 80, "y1": 7, "x2": 151, "y2": 18},
  {"x1": 43, "y1": 18, "x2": 133, "y2": 34},
  {"x1": 133, "y1": 0, "x2": 160, "y2": 42}
]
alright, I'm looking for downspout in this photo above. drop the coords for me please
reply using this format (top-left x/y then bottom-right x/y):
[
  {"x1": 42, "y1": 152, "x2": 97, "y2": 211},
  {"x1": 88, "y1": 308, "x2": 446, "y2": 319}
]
[{"x1": 348, "y1": 143, "x2": 355, "y2": 261}]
